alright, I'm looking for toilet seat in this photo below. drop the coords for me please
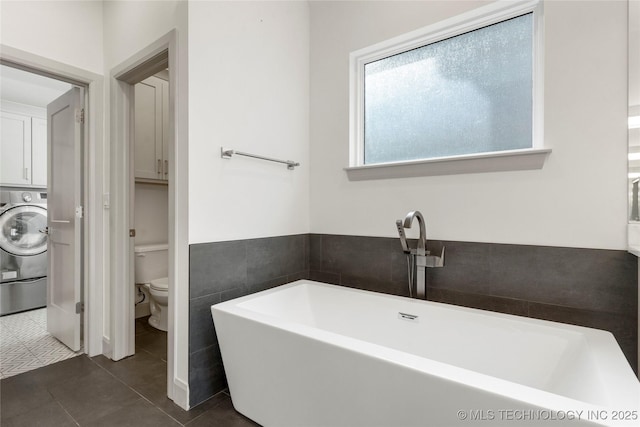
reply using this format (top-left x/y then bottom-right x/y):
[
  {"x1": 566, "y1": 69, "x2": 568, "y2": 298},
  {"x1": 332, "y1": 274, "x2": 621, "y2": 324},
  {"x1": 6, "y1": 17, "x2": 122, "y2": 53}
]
[{"x1": 149, "y1": 277, "x2": 168, "y2": 292}]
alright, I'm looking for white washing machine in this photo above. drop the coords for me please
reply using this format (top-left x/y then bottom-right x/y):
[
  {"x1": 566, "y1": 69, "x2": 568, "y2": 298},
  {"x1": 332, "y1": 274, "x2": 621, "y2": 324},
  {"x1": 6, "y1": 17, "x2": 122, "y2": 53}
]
[{"x1": 0, "y1": 189, "x2": 48, "y2": 315}]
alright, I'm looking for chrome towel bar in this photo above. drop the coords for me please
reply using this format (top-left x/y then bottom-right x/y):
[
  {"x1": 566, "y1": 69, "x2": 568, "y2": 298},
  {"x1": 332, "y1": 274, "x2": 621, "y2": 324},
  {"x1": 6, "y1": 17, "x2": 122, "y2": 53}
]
[{"x1": 221, "y1": 147, "x2": 300, "y2": 170}]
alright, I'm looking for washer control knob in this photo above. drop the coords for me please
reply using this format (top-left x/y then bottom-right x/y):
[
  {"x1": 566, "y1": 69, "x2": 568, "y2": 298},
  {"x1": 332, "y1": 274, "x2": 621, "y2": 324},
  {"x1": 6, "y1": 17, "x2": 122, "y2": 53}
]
[{"x1": 22, "y1": 192, "x2": 32, "y2": 202}]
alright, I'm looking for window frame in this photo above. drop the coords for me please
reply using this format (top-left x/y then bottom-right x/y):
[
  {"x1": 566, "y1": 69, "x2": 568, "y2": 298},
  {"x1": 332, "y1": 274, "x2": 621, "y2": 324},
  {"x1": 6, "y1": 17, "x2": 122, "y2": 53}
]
[{"x1": 347, "y1": 0, "x2": 548, "y2": 180}]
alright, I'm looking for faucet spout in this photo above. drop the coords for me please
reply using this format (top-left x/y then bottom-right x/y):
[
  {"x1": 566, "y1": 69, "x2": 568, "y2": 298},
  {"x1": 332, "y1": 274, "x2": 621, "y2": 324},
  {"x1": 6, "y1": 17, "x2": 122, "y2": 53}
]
[
  {"x1": 402, "y1": 211, "x2": 426, "y2": 255},
  {"x1": 395, "y1": 210, "x2": 444, "y2": 300}
]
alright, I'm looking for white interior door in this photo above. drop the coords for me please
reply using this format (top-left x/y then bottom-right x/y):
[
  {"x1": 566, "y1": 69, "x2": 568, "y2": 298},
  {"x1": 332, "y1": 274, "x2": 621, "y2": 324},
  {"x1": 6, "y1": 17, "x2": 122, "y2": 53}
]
[{"x1": 47, "y1": 87, "x2": 83, "y2": 351}]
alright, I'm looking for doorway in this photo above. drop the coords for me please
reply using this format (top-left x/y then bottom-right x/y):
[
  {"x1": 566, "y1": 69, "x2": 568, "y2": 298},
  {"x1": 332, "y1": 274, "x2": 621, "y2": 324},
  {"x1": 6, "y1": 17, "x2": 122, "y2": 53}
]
[
  {"x1": 109, "y1": 32, "x2": 183, "y2": 406},
  {"x1": 132, "y1": 70, "x2": 170, "y2": 367},
  {"x1": 0, "y1": 65, "x2": 84, "y2": 377}
]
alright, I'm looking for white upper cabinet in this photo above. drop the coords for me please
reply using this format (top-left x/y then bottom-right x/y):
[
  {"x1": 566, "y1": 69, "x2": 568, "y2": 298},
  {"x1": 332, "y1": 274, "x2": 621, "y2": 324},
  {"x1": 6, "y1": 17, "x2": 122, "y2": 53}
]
[
  {"x1": 1, "y1": 111, "x2": 32, "y2": 186},
  {"x1": 0, "y1": 103, "x2": 47, "y2": 188},
  {"x1": 134, "y1": 75, "x2": 169, "y2": 182}
]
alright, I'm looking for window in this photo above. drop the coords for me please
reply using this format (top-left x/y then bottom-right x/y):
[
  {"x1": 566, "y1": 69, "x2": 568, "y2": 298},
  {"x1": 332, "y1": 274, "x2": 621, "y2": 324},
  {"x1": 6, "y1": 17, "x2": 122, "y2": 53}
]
[{"x1": 348, "y1": 0, "x2": 548, "y2": 180}]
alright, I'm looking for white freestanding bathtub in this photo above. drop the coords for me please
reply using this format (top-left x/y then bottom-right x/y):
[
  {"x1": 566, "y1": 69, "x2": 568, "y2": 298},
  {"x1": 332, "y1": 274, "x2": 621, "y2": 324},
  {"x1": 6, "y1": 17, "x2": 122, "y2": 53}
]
[{"x1": 211, "y1": 280, "x2": 640, "y2": 426}]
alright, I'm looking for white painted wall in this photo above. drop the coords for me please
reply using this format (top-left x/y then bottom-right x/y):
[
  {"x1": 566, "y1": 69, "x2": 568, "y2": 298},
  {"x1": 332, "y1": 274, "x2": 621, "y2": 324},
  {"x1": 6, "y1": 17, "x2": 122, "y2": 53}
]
[
  {"x1": 0, "y1": 0, "x2": 104, "y2": 74},
  {"x1": 188, "y1": 0, "x2": 310, "y2": 244},
  {"x1": 309, "y1": 0, "x2": 628, "y2": 250},
  {"x1": 103, "y1": 0, "x2": 190, "y2": 408},
  {"x1": 103, "y1": 0, "x2": 184, "y2": 68},
  {"x1": 134, "y1": 183, "x2": 169, "y2": 245}
]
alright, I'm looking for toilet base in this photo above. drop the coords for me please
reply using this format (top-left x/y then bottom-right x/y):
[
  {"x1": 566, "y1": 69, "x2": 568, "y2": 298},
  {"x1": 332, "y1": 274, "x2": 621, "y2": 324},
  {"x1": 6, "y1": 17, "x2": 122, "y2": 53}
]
[
  {"x1": 144, "y1": 282, "x2": 168, "y2": 332},
  {"x1": 148, "y1": 314, "x2": 167, "y2": 332}
]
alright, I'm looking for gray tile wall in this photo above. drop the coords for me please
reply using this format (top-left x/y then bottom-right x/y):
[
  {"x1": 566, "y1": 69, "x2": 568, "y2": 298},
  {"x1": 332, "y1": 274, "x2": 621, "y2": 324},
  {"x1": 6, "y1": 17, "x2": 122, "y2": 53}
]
[
  {"x1": 188, "y1": 234, "x2": 309, "y2": 407},
  {"x1": 309, "y1": 235, "x2": 638, "y2": 375},
  {"x1": 189, "y1": 233, "x2": 638, "y2": 407}
]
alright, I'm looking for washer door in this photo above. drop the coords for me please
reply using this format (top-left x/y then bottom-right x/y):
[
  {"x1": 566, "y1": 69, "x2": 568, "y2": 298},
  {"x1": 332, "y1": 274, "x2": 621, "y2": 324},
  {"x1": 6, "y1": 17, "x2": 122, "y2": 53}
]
[{"x1": 0, "y1": 205, "x2": 48, "y2": 256}]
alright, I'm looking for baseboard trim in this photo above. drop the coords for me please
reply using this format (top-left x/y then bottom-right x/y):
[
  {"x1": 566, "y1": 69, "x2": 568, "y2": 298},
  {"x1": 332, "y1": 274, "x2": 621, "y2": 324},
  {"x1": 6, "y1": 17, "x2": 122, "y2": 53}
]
[
  {"x1": 102, "y1": 337, "x2": 113, "y2": 359},
  {"x1": 171, "y1": 376, "x2": 189, "y2": 410}
]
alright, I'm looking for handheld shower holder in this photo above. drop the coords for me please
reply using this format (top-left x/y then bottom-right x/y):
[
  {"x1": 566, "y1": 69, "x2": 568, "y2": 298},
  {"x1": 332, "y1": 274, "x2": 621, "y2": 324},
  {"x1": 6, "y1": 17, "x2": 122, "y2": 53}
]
[{"x1": 426, "y1": 247, "x2": 445, "y2": 268}]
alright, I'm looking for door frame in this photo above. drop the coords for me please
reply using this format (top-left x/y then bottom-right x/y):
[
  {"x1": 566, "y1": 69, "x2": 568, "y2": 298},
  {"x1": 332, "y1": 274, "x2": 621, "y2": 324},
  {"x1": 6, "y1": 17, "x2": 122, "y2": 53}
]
[
  {"x1": 0, "y1": 44, "x2": 105, "y2": 357},
  {"x1": 109, "y1": 30, "x2": 188, "y2": 408}
]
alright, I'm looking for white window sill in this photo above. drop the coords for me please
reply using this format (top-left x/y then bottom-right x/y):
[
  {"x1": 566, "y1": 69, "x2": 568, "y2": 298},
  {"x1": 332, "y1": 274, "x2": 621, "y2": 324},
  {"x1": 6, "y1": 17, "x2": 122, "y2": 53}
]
[{"x1": 344, "y1": 148, "x2": 552, "y2": 181}]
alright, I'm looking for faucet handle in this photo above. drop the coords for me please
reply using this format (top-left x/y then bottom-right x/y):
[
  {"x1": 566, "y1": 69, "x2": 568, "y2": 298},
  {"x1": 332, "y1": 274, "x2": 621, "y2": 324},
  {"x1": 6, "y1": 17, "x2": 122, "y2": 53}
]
[{"x1": 425, "y1": 246, "x2": 445, "y2": 268}]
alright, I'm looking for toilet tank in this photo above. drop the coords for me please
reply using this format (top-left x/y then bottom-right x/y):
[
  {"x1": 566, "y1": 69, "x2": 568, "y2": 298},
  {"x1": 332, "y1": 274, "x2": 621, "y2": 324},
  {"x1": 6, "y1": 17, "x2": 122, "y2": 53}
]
[{"x1": 134, "y1": 244, "x2": 168, "y2": 284}]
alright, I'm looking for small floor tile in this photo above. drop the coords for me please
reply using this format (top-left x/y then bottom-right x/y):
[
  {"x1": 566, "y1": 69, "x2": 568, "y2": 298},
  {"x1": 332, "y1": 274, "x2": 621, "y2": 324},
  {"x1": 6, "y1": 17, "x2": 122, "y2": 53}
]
[{"x1": 0, "y1": 308, "x2": 80, "y2": 379}]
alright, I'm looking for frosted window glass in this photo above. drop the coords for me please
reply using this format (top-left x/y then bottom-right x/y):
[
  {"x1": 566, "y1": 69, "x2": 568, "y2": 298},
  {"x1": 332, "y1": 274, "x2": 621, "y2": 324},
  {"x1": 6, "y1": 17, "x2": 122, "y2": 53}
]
[{"x1": 364, "y1": 13, "x2": 533, "y2": 164}]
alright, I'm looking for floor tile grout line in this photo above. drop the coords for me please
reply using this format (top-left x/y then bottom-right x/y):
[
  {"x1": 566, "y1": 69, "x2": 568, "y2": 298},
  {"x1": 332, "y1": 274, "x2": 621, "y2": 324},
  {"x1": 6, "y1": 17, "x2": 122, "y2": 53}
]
[
  {"x1": 0, "y1": 367, "x2": 81, "y2": 426},
  {"x1": 87, "y1": 356, "x2": 187, "y2": 426},
  {"x1": 135, "y1": 343, "x2": 168, "y2": 363},
  {"x1": 182, "y1": 390, "x2": 230, "y2": 427},
  {"x1": 183, "y1": 411, "x2": 208, "y2": 426},
  {"x1": 54, "y1": 399, "x2": 81, "y2": 427}
]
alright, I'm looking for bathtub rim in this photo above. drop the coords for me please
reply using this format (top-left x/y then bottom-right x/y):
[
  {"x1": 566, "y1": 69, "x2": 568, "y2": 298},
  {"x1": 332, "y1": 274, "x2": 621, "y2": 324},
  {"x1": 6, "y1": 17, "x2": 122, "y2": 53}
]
[{"x1": 211, "y1": 280, "x2": 639, "y2": 415}]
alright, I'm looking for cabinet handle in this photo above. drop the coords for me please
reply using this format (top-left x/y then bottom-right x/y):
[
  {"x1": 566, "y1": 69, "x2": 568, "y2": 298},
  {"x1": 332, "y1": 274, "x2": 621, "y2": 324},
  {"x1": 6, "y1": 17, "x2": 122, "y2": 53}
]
[
  {"x1": 164, "y1": 160, "x2": 168, "y2": 176},
  {"x1": 157, "y1": 159, "x2": 161, "y2": 175},
  {"x1": 24, "y1": 167, "x2": 29, "y2": 180}
]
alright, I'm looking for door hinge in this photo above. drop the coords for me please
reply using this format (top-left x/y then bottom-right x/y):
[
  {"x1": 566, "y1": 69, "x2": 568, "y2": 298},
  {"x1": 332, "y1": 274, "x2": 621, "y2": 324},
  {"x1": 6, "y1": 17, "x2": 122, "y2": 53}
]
[
  {"x1": 76, "y1": 108, "x2": 85, "y2": 124},
  {"x1": 129, "y1": 229, "x2": 136, "y2": 237},
  {"x1": 75, "y1": 302, "x2": 84, "y2": 314},
  {"x1": 75, "y1": 206, "x2": 84, "y2": 218}
]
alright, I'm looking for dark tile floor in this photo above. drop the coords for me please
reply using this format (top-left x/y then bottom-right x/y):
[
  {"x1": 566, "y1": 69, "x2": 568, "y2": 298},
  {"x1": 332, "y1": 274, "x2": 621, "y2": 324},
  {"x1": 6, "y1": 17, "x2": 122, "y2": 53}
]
[{"x1": 0, "y1": 317, "x2": 259, "y2": 426}]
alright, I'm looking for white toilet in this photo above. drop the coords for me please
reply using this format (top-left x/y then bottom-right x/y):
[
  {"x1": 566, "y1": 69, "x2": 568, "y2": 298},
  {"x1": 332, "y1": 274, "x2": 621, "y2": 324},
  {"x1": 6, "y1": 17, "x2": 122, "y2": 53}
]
[
  {"x1": 144, "y1": 278, "x2": 168, "y2": 331},
  {"x1": 134, "y1": 244, "x2": 169, "y2": 331}
]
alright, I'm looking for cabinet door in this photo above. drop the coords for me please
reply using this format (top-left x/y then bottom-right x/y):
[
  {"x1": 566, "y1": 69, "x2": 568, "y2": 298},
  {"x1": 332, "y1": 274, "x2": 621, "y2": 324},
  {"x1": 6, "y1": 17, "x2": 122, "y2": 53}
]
[
  {"x1": 134, "y1": 77, "x2": 163, "y2": 180},
  {"x1": 1, "y1": 111, "x2": 32, "y2": 186},
  {"x1": 31, "y1": 117, "x2": 47, "y2": 187}
]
